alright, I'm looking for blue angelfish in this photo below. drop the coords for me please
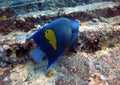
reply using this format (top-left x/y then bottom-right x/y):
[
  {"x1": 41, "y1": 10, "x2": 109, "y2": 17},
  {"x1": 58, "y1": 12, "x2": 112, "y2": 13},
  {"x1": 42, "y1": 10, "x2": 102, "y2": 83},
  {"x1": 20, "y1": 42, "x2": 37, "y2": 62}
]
[{"x1": 28, "y1": 18, "x2": 80, "y2": 70}]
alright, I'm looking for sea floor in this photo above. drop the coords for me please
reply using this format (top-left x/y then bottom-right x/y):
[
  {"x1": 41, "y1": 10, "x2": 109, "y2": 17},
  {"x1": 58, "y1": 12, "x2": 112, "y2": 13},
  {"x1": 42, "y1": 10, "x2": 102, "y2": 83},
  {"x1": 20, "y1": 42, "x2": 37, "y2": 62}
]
[{"x1": 0, "y1": 1, "x2": 120, "y2": 85}]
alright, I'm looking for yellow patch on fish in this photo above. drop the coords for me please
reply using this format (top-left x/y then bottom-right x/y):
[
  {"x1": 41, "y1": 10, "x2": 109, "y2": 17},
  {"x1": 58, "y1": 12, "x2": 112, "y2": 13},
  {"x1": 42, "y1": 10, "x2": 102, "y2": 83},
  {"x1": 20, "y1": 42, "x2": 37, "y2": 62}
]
[{"x1": 45, "y1": 29, "x2": 57, "y2": 50}]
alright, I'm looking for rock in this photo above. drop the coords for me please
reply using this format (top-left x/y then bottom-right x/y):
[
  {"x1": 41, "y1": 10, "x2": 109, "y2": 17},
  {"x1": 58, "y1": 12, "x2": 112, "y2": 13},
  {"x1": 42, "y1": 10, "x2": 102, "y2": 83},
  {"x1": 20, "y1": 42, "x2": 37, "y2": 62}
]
[
  {"x1": 2, "y1": 56, "x2": 9, "y2": 62},
  {"x1": 92, "y1": 18, "x2": 99, "y2": 22},
  {"x1": 0, "y1": 46, "x2": 4, "y2": 57},
  {"x1": 19, "y1": 69, "x2": 28, "y2": 81},
  {"x1": 0, "y1": 46, "x2": 4, "y2": 53},
  {"x1": 9, "y1": 68, "x2": 28, "y2": 82},
  {"x1": 3, "y1": 77, "x2": 9, "y2": 81},
  {"x1": 2, "y1": 45, "x2": 10, "y2": 50},
  {"x1": 9, "y1": 72, "x2": 18, "y2": 81},
  {"x1": 34, "y1": 24, "x2": 41, "y2": 29},
  {"x1": 9, "y1": 55, "x2": 17, "y2": 63},
  {"x1": 30, "y1": 79, "x2": 47, "y2": 85},
  {"x1": 87, "y1": 73, "x2": 108, "y2": 85},
  {"x1": 23, "y1": 82, "x2": 28, "y2": 85},
  {"x1": 16, "y1": 16, "x2": 26, "y2": 22},
  {"x1": 0, "y1": 62, "x2": 7, "y2": 68},
  {"x1": 0, "y1": 69, "x2": 4, "y2": 75},
  {"x1": 10, "y1": 81, "x2": 17, "y2": 85}
]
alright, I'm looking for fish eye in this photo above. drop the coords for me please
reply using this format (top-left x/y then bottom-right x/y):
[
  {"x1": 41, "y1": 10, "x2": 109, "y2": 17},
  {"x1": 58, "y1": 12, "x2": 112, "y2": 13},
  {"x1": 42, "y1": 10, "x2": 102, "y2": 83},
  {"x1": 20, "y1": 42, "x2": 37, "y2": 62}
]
[{"x1": 46, "y1": 30, "x2": 49, "y2": 33}]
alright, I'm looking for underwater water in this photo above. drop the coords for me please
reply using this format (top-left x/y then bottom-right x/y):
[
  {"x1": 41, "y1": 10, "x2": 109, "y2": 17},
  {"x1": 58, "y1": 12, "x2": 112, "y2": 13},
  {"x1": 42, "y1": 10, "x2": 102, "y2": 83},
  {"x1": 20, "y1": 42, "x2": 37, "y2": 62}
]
[{"x1": 0, "y1": 0, "x2": 120, "y2": 85}]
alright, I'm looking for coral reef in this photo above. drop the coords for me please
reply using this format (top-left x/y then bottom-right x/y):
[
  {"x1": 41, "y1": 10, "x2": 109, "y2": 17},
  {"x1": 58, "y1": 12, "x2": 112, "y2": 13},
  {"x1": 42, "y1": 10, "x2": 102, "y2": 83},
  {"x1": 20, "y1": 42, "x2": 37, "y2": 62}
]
[{"x1": 0, "y1": 1, "x2": 120, "y2": 85}]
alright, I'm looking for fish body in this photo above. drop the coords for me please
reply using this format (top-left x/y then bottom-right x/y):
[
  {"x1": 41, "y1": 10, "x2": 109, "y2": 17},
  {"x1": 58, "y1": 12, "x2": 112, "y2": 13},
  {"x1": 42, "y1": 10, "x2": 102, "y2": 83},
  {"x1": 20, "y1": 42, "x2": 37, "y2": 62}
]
[{"x1": 28, "y1": 18, "x2": 80, "y2": 70}]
